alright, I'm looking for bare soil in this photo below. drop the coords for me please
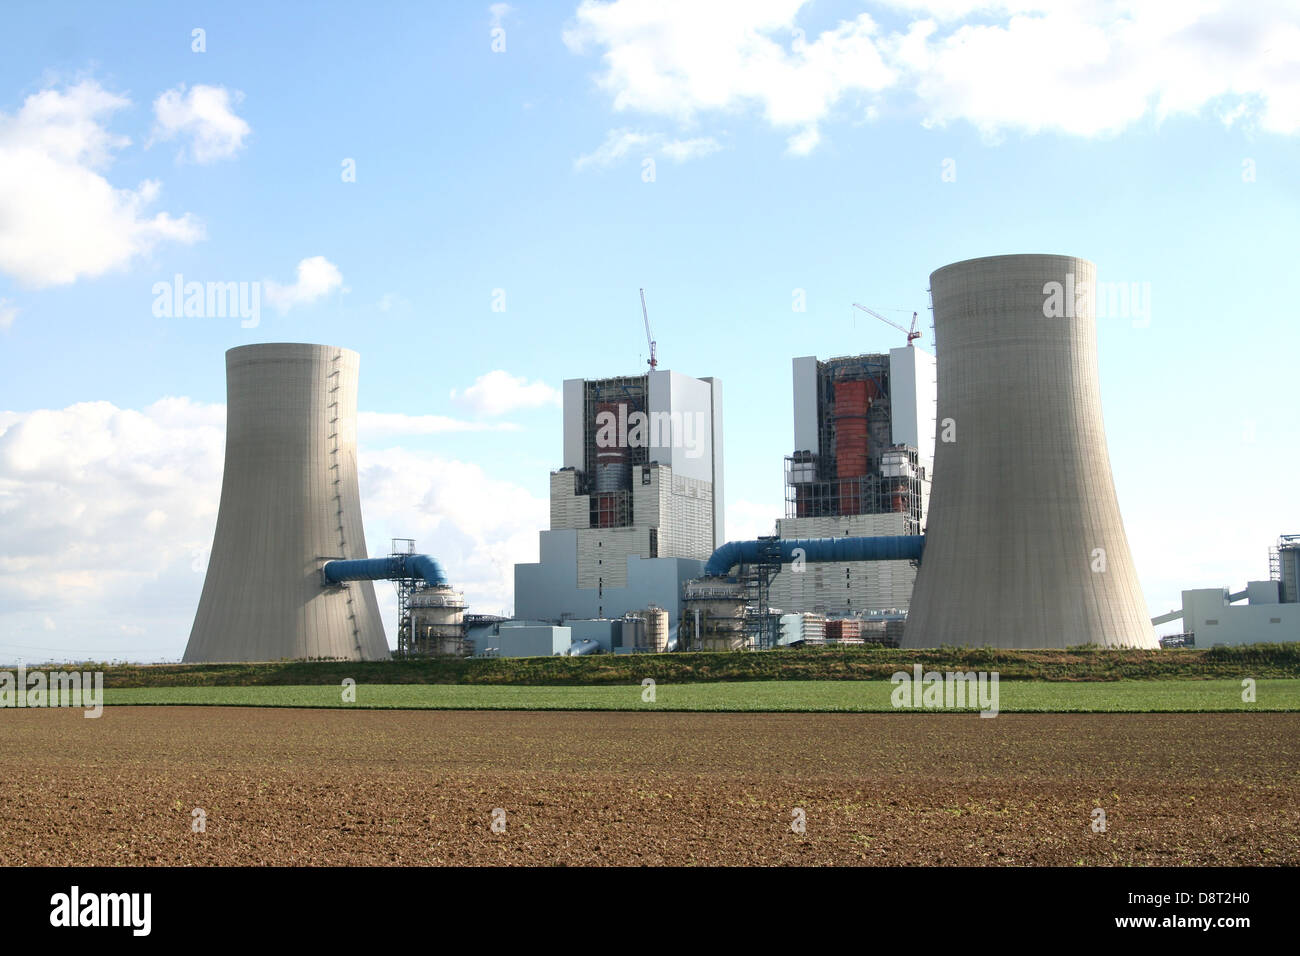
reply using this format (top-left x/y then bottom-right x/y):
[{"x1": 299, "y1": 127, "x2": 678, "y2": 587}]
[{"x1": 2, "y1": 708, "x2": 1296, "y2": 866}]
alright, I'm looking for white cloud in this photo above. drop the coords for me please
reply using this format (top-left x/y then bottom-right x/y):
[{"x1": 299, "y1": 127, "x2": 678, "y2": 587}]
[
  {"x1": 899, "y1": 2, "x2": 1300, "y2": 138},
  {"x1": 784, "y1": 125, "x2": 820, "y2": 156},
  {"x1": 450, "y1": 370, "x2": 562, "y2": 416},
  {"x1": 0, "y1": 81, "x2": 203, "y2": 288},
  {"x1": 574, "y1": 127, "x2": 656, "y2": 169},
  {"x1": 151, "y1": 84, "x2": 251, "y2": 163},
  {"x1": 575, "y1": 127, "x2": 725, "y2": 169},
  {"x1": 564, "y1": 0, "x2": 894, "y2": 152},
  {"x1": 661, "y1": 135, "x2": 723, "y2": 161},
  {"x1": 263, "y1": 256, "x2": 344, "y2": 313},
  {"x1": 564, "y1": 0, "x2": 1300, "y2": 147},
  {"x1": 358, "y1": 412, "x2": 521, "y2": 437},
  {"x1": 725, "y1": 498, "x2": 780, "y2": 543},
  {"x1": 361, "y1": 447, "x2": 547, "y2": 618},
  {"x1": 0, "y1": 398, "x2": 548, "y2": 659},
  {"x1": 0, "y1": 399, "x2": 226, "y2": 627},
  {"x1": 0, "y1": 299, "x2": 16, "y2": 330},
  {"x1": 490, "y1": 3, "x2": 512, "y2": 29}
]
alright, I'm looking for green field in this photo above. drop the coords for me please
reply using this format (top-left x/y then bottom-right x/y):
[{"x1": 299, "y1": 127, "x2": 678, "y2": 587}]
[{"x1": 100, "y1": 678, "x2": 1300, "y2": 712}]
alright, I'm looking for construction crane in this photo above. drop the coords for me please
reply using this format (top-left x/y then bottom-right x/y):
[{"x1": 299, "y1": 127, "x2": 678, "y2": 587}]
[
  {"x1": 640, "y1": 288, "x2": 658, "y2": 369},
  {"x1": 852, "y1": 303, "x2": 922, "y2": 346}
]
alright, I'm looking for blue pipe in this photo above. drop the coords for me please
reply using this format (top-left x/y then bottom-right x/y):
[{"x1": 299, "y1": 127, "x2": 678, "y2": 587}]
[
  {"x1": 322, "y1": 554, "x2": 449, "y2": 588},
  {"x1": 703, "y1": 535, "x2": 925, "y2": 578}
]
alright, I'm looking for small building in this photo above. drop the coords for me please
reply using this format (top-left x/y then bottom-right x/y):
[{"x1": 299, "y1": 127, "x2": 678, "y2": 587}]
[
  {"x1": 474, "y1": 623, "x2": 571, "y2": 658},
  {"x1": 1172, "y1": 582, "x2": 1300, "y2": 647},
  {"x1": 1153, "y1": 536, "x2": 1300, "y2": 646}
]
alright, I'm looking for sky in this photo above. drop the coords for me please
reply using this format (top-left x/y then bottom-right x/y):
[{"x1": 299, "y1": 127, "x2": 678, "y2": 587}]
[{"x1": 1, "y1": 0, "x2": 1298, "y2": 662}]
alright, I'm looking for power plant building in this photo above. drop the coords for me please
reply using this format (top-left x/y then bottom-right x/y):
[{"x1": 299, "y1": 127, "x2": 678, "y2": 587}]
[
  {"x1": 513, "y1": 369, "x2": 724, "y2": 635},
  {"x1": 185, "y1": 343, "x2": 390, "y2": 661},
  {"x1": 903, "y1": 254, "x2": 1157, "y2": 649},
  {"x1": 769, "y1": 346, "x2": 936, "y2": 614},
  {"x1": 1152, "y1": 536, "x2": 1300, "y2": 646}
]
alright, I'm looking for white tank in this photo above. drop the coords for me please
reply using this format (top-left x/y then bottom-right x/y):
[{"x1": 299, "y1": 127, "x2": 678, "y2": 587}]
[
  {"x1": 642, "y1": 606, "x2": 669, "y2": 653},
  {"x1": 409, "y1": 587, "x2": 467, "y2": 656}
]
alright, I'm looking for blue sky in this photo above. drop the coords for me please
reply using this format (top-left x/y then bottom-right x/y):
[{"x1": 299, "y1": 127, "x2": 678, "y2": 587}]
[{"x1": 1, "y1": 0, "x2": 1298, "y2": 661}]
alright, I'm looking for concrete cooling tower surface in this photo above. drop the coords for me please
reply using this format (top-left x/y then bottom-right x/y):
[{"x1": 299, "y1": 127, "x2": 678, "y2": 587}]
[
  {"x1": 904, "y1": 255, "x2": 1157, "y2": 649},
  {"x1": 184, "y1": 343, "x2": 389, "y2": 662}
]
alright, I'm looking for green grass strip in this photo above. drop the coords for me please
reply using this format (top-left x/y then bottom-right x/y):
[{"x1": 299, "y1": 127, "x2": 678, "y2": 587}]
[{"x1": 98, "y1": 679, "x2": 1300, "y2": 713}]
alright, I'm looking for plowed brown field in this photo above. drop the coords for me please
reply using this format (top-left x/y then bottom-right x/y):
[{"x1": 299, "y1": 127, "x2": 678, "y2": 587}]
[{"x1": 2, "y1": 707, "x2": 1296, "y2": 865}]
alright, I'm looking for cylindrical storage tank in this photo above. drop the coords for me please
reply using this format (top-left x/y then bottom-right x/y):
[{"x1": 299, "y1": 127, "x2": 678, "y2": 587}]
[
  {"x1": 641, "y1": 606, "x2": 669, "y2": 653},
  {"x1": 594, "y1": 401, "x2": 631, "y2": 492},
  {"x1": 184, "y1": 344, "x2": 389, "y2": 661},
  {"x1": 903, "y1": 255, "x2": 1157, "y2": 649},
  {"x1": 409, "y1": 587, "x2": 467, "y2": 655},
  {"x1": 1280, "y1": 542, "x2": 1300, "y2": 604}
]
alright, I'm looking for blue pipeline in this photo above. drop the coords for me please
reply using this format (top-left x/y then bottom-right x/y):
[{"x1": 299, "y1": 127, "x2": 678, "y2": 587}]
[
  {"x1": 322, "y1": 554, "x2": 449, "y2": 588},
  {"x1": 703, "y1": 535, "x2": 925, "y2": 578}
]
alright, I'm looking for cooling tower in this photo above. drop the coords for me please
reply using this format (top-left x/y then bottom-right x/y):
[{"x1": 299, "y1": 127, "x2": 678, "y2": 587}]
[
  {"x1": 903, "y1": 255, "x2": 1156, "y2": 649},
  {"x1": 184, "y1": 343, "x2": 389, "y2": 661}
]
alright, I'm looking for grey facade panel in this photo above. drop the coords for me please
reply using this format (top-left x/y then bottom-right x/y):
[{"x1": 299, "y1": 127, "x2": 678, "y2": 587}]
[
  {"x1": 702, "y1": 375, "x2": 725, "y2": 548},
  {"x1": 791, "y1": 356, "x2": 820, "y2": 455},
  {"x1": 184, "y1": 343, "x2": 389, "y2": 662},
  {"x1": 903, "y1": 255, "x2": 1156, "y2": 649},
  {"x1": 562, "y1": 378, "x2": 585, "y2": 471}
]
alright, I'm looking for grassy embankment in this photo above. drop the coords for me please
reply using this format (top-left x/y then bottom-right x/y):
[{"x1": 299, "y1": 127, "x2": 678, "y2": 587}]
[{"x1": 78, "y1": 643, "x2": 1300, "y2": 688}]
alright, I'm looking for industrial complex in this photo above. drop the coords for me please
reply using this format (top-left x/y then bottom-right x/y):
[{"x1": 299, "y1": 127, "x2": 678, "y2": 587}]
[{"x1": 183, "y1": 256, "x2": 1300, "y2": 661}]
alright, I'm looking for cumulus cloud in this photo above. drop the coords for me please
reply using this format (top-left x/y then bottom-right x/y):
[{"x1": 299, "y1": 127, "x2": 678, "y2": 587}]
[
  {"x1": 660, "y1": 135, "x2": 723, "y2": 161},
  {"x1": 0, "y1": 398, "x2": 547, "y2": 660},
  {"x1": 574, "y1": 127, "x2": 656, "y2": 169},
  {"x1": 358, "y1": 412, "x2": 521, "y2": 437},
  {"x1": 725, "y1": 498, "x2": 780, "y2": 543},
  {"x1": 361, "y1": 447, "x2": 547, "y2": 618},
  {"x1": 565, "y1": 0, "x2": 894, "y2": 153},
  {"x1": 564, "y1": 0, "x2": 1300, "y2": 149},
  {"x1": 0, "y1": 397, "x2": 226, "y2": 657},
  {"x1": 450, "y1": 370, "x2": 562, "y2": 416},
  {"x1": 151, "y1": 84, "x2": 251, "y2": 163},
  {"x1": 575, "y1": 127, "x2": 725, "y2": 169},
  {"x1": 0, "y1": 81, "x2": 203, "y2": 288},
  {"x1": 263, "y1": 256, "x2": 344, "y2": 313}
]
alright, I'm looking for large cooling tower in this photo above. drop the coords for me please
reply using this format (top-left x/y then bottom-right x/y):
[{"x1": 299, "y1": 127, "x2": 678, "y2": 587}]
[
  {"x1": 184, "y1": 343, "x2": 389, "y2": 661},
  {"x1": 904, "y1": 255, "x2": 1156, "y2": 649}
]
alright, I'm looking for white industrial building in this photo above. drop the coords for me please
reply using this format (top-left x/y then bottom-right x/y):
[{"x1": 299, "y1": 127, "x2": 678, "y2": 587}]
[
  {"x1": 513, "y1": 369, "x2": 724, "y2": 636},
  {"x1": 1153, "y1": 536, "x2": 1300, "y2": 646},
  {"x1": 768, "y1": 346, "x2": 936, "y2": 615}
]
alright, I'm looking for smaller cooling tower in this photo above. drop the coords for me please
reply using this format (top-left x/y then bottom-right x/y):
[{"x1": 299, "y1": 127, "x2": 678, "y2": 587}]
[
  {"x1": 184, "y1": 343, "x2": 389, "y2": 662},
  {"x1": 904, "y1": 255, "x2": 1156, "y2": 649}
]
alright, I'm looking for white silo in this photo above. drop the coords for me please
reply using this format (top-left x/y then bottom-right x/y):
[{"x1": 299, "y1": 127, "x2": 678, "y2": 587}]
[
  {"x1": 184, "y1": 343, "x2": 389, "y2": 661},
  {"x1": 904, "y1": 255, "x2": 1157, "y2": 649}
]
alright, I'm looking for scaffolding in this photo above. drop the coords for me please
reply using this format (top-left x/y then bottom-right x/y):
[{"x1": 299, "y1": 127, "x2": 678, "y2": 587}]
[
  {"x1": 738, "y1": 536, "x2": 782, "y2": 650},
  {"x1": 579, "y1": 376, "x2": 649, "y2": 532},
  {"x1": 1274, "y1": 535, "x2": 1300, "y2": 604},
  {"x1": 785, "y1": 446, "x2": 925, "y2": 531},
  {"x1": 590, "y1": 489, "x2": 632, "y2": 529},
  {"x1": 785, "y1": 352, "x2": 926, "y2": 532}
]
